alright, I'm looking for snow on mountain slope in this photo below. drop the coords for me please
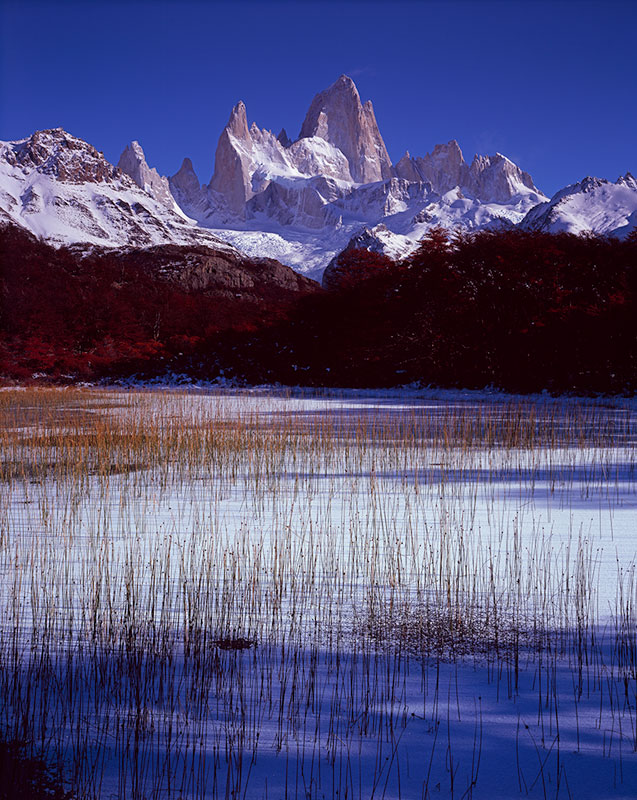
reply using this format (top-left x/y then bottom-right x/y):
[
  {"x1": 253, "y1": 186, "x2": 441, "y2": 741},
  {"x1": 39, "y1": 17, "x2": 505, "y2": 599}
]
[
  {"x1": 164, "y1": 76, "x2": 549, "y2": 275},
  {"x1": 3, "y1": 77, "x2": 633, "y2": 281},
  {"x1": 0, "y1": 129, "x2": 237, "y2": 252},
  {"x1": 201, "y1": 181, "x2": 539, "y2": 280},
  {"x1": 520, "y1": 173, "x2": 637, "y2": 238},
  {"x1": 203, "y1": 226, "x2": 354, "y2": 281}
]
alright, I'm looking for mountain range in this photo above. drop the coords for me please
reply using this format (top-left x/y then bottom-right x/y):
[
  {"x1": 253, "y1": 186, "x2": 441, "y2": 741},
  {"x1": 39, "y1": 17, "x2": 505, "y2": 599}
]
[{"x1": 1, "y1": 75, "x2": 635, "y2": 282}]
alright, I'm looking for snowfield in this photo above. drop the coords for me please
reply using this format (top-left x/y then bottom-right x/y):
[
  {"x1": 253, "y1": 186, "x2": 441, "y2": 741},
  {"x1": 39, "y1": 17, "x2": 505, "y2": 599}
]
[{"x1": 1, "y1": 386, "x2": 636, "y2": 798}]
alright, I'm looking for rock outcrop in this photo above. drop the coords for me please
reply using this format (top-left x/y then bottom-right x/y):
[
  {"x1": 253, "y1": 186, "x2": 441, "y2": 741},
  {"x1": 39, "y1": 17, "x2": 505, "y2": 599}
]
[
  {"x1": 118, "y1": 140, "x2": 175, "y2": 208},
  {"x1": 412, "y1": 141, "x2": 466, "y2": 193},
  {"x1": 466, "y1": 153, "x2": 537, "y2": 203},
  {"x1": 394, "y1": 140, "x2": 540, "y2": 203},
  {"x1": 299, "y1": 75, "x2": 392, "y2": 184},
  {"x1": 208, "y1": 101, "x2": 257, "y2": 215},
  {"x1": 169, "y1": 158, "x2": 202, "y2": 210},
  {"x1": 5, "y1": 128, "x2": 119, "y2": 184}
]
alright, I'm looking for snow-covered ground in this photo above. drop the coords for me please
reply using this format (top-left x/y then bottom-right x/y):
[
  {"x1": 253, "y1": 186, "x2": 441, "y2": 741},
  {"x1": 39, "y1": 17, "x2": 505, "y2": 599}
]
[{"x1": 1, "y1": 388, "x2": 636, "y2": 798}]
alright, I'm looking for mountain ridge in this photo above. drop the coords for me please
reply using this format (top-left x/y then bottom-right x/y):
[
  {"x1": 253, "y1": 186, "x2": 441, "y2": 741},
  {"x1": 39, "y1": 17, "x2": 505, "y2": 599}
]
[
  {"x1": 1, "y1": 76, "x2": 635, "y2": 279},
  {"x1": 0, "y1": 128, "x2": 238, "y2": 252}
]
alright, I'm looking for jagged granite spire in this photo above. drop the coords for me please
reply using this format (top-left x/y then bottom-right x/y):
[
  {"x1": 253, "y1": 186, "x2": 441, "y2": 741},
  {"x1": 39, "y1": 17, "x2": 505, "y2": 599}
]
[
  {"x1": 277, "y1": 128, "x2": 292, "y2": 148},
  {"x1": 299, "y1": 75, "x2": 392, "y2": 183},
  {"x1": 169, "y1": 157, "x2": 202, "y2": 213},
  {"x1": 208, "y1": 101, "x2": 255, "y2": 215},
  {"x1": 117, "y1": 140, "x2": 175, "y2": 208}
]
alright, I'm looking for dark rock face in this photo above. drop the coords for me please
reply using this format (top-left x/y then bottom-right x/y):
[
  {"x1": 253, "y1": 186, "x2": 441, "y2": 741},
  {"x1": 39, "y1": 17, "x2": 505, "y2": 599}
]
[
  {"x1": 102, "y1": 243, "x2": 319, "y2": 298},
  {"x1": 7, "y1": 129, "x2": 120, "y2": 184}
]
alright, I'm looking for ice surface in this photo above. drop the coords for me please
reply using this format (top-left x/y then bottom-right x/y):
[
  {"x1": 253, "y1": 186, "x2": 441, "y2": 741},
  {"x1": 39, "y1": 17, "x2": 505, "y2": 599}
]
[{"x1": 1, "y1": 388, "x2": 636, "y2": 798}]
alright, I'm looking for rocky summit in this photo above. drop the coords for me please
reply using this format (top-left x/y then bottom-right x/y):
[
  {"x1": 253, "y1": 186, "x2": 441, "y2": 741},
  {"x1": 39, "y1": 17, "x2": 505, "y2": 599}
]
[
  {"x1": 298, "y1": 74, "x2": 392, "y2": 184},
  {"x1": 153, "y1": 75, "x2": 551, "y2": 276},
  {"x1": 1, "y1": 77, "x2": 635, "y2": 279},
  {"x1": 0, "y1": 128, "x2": 237, "y2": 251}
]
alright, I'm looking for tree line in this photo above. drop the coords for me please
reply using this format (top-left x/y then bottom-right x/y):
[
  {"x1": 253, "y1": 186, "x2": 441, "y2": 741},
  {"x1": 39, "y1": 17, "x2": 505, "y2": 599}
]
[{"x1": 2, "y1": 223, "x2": 636, "y2": 394}]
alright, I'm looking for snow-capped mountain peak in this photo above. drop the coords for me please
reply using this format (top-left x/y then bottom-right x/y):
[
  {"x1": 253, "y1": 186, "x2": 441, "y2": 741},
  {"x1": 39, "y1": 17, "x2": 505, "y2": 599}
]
[
  {"x1": 0, "y1": 128, "x2": 237, "y2": 251},
  {"x1": 394, "y1": 140, "x2": 541, "y2": 205},
  {"x1": 617, "y1": 172, "x2": 637, "y2": 189},
  {"x1": 160, "y1": 76, "x2": 552, "y2": 277},
  {"x1": 2, "y1": 77, "x2": 633, "y2": 280},
  {"x1": 5, "y1": 127, "x2": 119, "y2": 184},
  {"x1": 520, "y1": 173, "x2": 637, "y2": 238}
]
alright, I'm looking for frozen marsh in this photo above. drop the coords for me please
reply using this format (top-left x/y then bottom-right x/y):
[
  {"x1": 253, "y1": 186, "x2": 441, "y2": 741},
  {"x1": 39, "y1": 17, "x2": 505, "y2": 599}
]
[{"x1": 0, "y1": 386, "x2": 636, "y2": 799}]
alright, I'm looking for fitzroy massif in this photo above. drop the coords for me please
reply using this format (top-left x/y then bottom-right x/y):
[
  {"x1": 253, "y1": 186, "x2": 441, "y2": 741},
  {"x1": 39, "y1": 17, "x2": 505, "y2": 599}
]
[
  {"x1": 1, "y1": 75, "x2": 636, "y2": 278},
  {"x1": 0, "y1": 76, "x2": 636, "y2": 391}
]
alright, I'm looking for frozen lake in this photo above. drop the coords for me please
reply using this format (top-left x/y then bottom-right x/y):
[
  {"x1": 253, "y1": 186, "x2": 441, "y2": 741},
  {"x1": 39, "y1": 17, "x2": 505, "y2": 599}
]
[{"x1": 1, "y1": 386, "x2": 636, "y2": 798}]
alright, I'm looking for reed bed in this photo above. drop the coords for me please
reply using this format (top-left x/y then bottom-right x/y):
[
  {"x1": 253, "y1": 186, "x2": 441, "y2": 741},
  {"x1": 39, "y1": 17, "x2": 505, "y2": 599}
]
[{"x1": 0, "y1": 386, "x2": 635, "y2": 798}]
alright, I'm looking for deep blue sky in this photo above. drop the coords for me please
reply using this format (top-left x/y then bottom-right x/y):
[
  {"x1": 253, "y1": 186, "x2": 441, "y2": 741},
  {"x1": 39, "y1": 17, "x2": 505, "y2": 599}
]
[{"x1": 1, "y1": 0, "x2": 635, "y2": 196}]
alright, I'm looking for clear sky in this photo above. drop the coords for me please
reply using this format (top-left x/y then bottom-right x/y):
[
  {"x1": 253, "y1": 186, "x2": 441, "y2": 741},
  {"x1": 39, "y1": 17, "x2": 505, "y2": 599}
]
[{"x1": 0, "y1": 0, "x2": 635, "y2": 196}]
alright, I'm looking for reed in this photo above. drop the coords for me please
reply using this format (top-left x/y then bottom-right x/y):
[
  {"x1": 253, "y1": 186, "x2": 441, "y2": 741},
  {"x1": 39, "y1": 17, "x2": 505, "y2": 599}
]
[{"x1": 0, "y1": 386, "x2": 635, "y2": 797}]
